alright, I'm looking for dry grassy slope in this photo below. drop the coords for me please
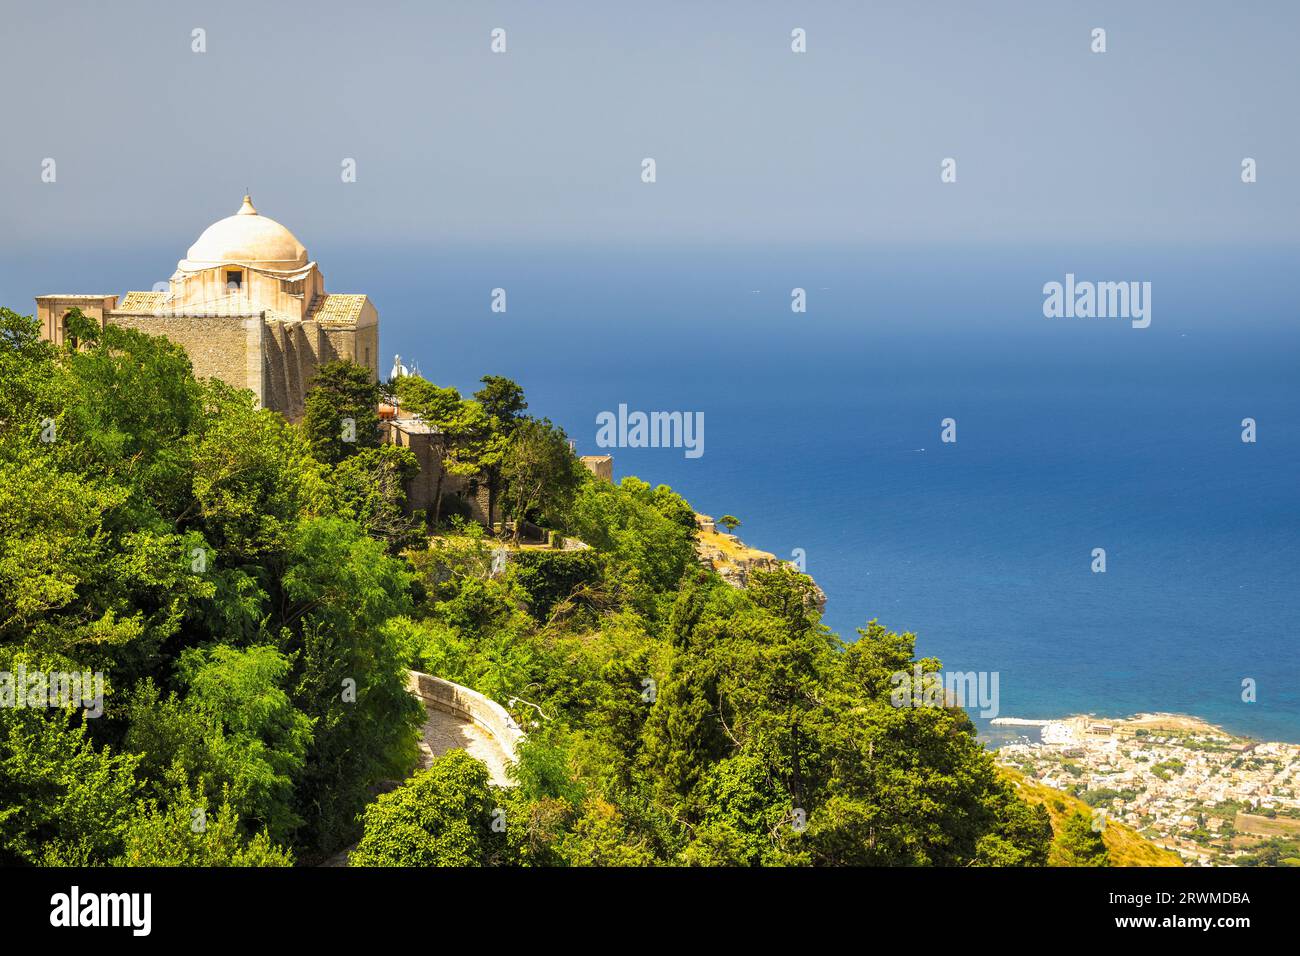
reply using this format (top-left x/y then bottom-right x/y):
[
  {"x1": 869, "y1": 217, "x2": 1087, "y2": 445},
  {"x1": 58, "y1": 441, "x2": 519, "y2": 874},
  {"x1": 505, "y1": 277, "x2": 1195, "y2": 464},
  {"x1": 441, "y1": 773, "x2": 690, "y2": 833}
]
[
  {"x1": 695, "y1": 521, "x2": 779, "y2": 567},
  {"x1": 1000, "y1": 768, "x2": 1182, "y2": 867}
]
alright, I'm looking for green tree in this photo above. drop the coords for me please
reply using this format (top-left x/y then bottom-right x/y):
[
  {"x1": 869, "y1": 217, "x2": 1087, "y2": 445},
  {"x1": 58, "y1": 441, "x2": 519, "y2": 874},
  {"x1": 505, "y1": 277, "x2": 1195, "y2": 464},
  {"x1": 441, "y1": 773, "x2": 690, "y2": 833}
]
[
  {"x1": 682, "y1": 752, "x2": 801, "y2": 866},
  {"x1": 0, "y1": 308, "x2": 439, "y2": 865},
  {"x1": 302, "y1": 360, "x2": 380, "y2": 465},
  {"x1": 473, "y1": 375, "x2": 527, "y2": 526},
  {"x1": 559, "y1": 799, "x2": 656, "y2": 867},
  {"x1": 187, "y1": 378, "x2": 326, "y2": 564},
  {"x1": 501, "y1": 417, "x2": 581, "y2": 542},
  {"x1": 115, "y1": 789, "x2": 294, "y2": 866},
  {"x1": 125, "y1": 644, "x2": 314, "y2": 845},
  {"x1": 351, "y1": 750, "x2": 499, "y2": 866},
  {"x1": 0, "y1": 656, "x2": 141, "y2": 866},
  {"x1": 975, "y1": 796, "x2": 1053, "y2": 866},
  {"x1": 279, "y1": 516, "x2": 423, "y2": 856},
  {"x1": 392, "y1": 376, "x2": 463, "y2": 422},
  {"x1": 60, "y1": 322, "x2": 203, "y2": 519},
  {"x1": 718, "y1": 514, "x2": 741, "y2": 534},
  {"x1": 473, "y1": 374, "x2": 527, "y2": 426},
  {"x1": 332, "y1": 444, "x2": 421, "y2": 550},
  {"x1": 568, "y1": 476, "x2": 697, "y2": 600},
  {"x1": 640, "y1": 583, "x2": 733, "y2": 811},
  {"x1": 1055, "y1": 811, "x2": 1110, "y2": 866},
  {"x1": 393, "y1": 375, "x2": 508, "y2": 528}
]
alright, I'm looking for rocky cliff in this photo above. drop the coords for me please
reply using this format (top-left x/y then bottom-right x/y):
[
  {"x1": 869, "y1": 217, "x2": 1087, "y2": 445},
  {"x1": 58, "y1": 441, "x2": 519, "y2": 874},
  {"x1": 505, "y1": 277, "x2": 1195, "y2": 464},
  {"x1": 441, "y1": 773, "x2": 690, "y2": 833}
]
[{"x1": 694, "y1": 513, "x2": 827, "y2": 613}]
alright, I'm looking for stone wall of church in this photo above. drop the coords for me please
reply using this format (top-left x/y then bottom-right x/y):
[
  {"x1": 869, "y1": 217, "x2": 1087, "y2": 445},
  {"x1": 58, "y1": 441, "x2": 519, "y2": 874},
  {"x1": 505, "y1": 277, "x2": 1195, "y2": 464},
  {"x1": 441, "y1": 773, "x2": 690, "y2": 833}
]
[
  {"x1": 106, "y1": 313, "x2": 262, "y2": 405},
  {"x1": 320, "y1": 326, "x2": 379, "y2": 382},
  {"x1": 104, "y1": 311, "x2": 375, "y2": 423},
  {"x1": 357, "y1": 324, "x2": 379, "y2": 379},
  {"x1": 262, "y1": 324, "x2": 289, "y2": 418},
  {"x1": 263, "y1": 320, "x2": 329, "y2": 422}
]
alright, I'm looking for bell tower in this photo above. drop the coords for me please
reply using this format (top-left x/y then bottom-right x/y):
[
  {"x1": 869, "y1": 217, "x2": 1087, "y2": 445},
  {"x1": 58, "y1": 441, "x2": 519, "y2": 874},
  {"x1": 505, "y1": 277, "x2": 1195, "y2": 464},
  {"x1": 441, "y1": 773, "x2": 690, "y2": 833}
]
[{"x1": 34, "y1": 294, "x2": 118, "y2": 347}]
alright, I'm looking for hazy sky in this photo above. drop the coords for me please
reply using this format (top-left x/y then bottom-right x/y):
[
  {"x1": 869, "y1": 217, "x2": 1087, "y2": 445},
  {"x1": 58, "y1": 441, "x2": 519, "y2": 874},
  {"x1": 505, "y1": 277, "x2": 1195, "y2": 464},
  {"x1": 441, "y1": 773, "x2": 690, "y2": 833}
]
[{"x1": 2, "y1": 0, "x2": 1297, "y2": 250}]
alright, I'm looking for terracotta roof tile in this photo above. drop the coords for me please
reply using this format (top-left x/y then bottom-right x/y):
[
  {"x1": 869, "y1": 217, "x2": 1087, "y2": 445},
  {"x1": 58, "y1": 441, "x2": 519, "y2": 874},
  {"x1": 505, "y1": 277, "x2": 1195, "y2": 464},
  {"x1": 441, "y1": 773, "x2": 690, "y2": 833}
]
[
  {"x1": 307, "y1": 293, "x2": 367, "y2": 325},
  {"x1": 116, "y1": 291, "x2": 167, "y2": 312}
]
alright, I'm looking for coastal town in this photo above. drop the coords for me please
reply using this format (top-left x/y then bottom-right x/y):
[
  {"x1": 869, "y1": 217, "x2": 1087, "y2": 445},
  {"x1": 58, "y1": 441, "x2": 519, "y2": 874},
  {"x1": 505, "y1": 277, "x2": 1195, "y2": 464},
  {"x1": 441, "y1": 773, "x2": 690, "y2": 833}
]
[{"x1": 995, "y1": 714, "x2": 1300, "y2": 865}]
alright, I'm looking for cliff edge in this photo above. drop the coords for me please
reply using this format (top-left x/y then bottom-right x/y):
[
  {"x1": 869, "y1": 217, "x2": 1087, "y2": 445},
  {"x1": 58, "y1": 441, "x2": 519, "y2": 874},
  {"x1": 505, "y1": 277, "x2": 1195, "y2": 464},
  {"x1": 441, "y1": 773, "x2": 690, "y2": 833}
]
[{"x1": 694, "y1": 513, "x2": 827, "y2": 613}]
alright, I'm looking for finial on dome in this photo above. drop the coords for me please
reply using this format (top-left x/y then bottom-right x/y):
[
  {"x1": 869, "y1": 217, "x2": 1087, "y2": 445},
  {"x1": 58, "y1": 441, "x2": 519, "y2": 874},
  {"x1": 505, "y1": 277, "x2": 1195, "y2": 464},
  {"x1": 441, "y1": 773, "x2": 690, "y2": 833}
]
[{"x1": 238, "y1": 194, "x2": 258, "y2": 216}]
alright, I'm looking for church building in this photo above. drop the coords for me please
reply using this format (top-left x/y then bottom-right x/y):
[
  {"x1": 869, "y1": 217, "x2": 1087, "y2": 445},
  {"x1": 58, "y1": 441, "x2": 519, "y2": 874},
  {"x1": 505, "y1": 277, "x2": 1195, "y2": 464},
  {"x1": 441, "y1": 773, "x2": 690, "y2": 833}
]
[{"x1": 35, "y1": 195, "x2": 378, "y2": 421}]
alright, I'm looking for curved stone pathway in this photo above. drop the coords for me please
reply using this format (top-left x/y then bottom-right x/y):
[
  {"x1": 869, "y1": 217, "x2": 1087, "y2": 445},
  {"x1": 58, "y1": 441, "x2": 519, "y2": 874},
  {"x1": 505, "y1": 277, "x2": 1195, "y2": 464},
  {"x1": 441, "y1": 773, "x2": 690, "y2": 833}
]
[
  {"x1": 415, "y1": 696, "x2": 515, "y2": 787},
  {"x1": 321, "y1": 677, "x2": 520, "y2": 865}
]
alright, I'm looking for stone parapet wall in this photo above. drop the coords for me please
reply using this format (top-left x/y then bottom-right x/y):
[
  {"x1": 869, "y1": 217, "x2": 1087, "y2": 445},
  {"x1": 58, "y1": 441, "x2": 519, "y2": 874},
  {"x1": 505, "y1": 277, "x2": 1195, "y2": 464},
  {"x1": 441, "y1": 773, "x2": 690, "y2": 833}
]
[{"x1": 406, "y1": 670, "x2": 524, "y2": 764}]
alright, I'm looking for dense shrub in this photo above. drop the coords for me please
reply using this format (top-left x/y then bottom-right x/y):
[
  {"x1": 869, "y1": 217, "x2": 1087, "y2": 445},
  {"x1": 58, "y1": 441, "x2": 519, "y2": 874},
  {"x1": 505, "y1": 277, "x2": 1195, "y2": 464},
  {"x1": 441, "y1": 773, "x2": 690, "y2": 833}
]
[{"x1": 508, "y1": 549, "x2": 603, "y2": 620}]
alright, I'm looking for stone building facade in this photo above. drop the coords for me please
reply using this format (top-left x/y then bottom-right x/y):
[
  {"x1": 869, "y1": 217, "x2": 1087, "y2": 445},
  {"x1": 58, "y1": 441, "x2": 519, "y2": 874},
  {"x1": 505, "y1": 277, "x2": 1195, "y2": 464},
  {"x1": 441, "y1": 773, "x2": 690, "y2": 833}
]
[
  {"x1": 381, "y1": 410, "x2": 492, "y2": 525},
  {"x1": 579, "y1": 454, "x2": 614, "y2": 482},
  {"x1": 35, "y1": 195, "x2": 377, "y2": 420}
]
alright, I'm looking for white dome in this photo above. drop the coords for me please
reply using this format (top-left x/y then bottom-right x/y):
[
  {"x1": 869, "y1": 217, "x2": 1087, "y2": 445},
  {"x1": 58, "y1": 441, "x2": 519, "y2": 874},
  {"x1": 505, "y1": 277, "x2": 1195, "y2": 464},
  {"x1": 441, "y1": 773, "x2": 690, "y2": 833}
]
[{"x1": 180, "y1": 195, "x2": 308, "y2": 270}]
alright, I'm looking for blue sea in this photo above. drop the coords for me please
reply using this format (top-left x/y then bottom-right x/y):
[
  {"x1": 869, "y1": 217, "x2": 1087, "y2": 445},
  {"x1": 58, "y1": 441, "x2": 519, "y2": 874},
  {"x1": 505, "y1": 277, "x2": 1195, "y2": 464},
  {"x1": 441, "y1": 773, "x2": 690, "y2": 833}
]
[{"x1": 6, "y1": 241, "x2": 1299, "y2": 742}]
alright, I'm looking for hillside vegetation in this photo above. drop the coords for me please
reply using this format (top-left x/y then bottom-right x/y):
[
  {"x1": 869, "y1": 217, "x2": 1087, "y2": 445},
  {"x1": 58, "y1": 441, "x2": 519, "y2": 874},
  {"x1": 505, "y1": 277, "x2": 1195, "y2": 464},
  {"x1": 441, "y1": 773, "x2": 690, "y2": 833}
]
[
  {"x1": 0, "y1": 305, "x2": 1166, "y2": 867},
  {"x1": 1003, "y1": 769, "x2": 1182, "y2": 867}
]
